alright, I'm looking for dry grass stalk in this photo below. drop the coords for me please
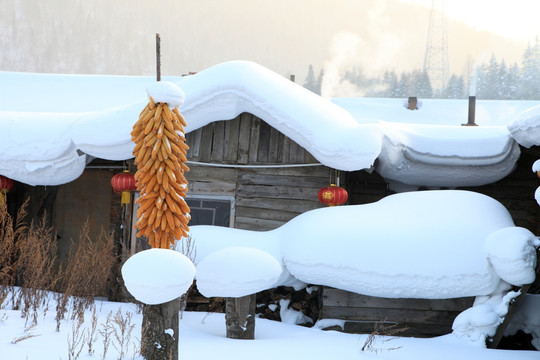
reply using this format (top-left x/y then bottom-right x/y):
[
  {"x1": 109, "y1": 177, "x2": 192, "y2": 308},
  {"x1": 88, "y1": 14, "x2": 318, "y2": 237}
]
[
  {"x1": 0, "y1": 200, "x2": 59, "y2": 326},
  {"x1": 55, "y1": 221, "x2": 117, "y2": 330},
  {"x1": 99, "y1": 311, "x2": 113, "y2": 360},
  {"x1": 111, "y1": 309, "x2": 136, "y2": 360},
  {"x1": 361, "y1": 319, "x2": 407, "y2": 353},
  {"x1": 175, "y1": 234, "x2": 196, "y2": 317},
  {"x1": 67, "y1": 319, "x2": 87, "y2": 360}
]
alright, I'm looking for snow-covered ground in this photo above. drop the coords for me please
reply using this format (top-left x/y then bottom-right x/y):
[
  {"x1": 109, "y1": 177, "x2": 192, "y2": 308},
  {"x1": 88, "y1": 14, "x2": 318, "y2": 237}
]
[{"x1": 0, "y1": 292, "x2": 539, "y2": 360}]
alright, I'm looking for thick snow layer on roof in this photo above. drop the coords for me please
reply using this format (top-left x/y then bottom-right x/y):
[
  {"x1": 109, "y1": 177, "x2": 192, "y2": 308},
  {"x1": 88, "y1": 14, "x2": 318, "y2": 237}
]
[
  {"x1": 508, "y1": 104, "x2": 540, "y2": 148},
  {"x1": 185, "y1": 190, "x2": 538, "y2": 300},
  {"x1": 178, "y1": 61, "x2": 381, "y2": 171},
  {"x1": 0, "y1": 61, "x2": 537, "y2": 187},
  {"x1": 0, "y1": 71, "x2": 181, "y2": 185},
  {"x1": 333, "y1": 97, "x2": 538, "y2": 126}
]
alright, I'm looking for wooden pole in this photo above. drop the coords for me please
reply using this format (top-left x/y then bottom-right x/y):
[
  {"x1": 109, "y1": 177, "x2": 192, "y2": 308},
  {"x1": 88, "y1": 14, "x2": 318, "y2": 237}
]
[
  {"x1": 140, "y1": 33, "x2": 181, "y2": 360},
  {"x1": 225, "y1": 294, "x2": 256, "y2": 339},
  {"x1": 462, "y1": 96, "x2": 478, "y2": 126},
  {"x1": 156, "y1": 33, "x2": 161, "y2": 82},
  {"x1": 141, "y1": 297, "x2": 181, "y2": 359}
]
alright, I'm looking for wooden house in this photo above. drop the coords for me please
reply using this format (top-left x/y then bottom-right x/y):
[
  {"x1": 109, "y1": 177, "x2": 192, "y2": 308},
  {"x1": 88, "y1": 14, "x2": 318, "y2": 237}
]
[{"x1": 1, "y1": 62, "x2": 539, "y2": 345}]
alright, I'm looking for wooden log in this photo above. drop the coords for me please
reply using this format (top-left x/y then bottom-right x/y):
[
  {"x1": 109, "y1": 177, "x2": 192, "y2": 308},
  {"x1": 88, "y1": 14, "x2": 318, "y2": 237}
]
[
  {"x1": 211, "y1": 122, "x2": 225, "y2": 161},
  {"x1": 248, "y1": 118, "x2": 260, "y2": 163},
  {"x1": 237, "y1": 113, "x2": 252, "y2": 164},
  {"x1": 141, "y1": 297, "x2": 181, "y2": 360},
  {"x1": 225, "y1": 294, "x2": 256, "y2": 339}
]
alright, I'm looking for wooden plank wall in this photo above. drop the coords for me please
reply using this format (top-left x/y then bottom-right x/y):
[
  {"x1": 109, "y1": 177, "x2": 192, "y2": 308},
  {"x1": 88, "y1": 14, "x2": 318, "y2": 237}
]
[
  {"x1": 185, "y1": 113, "x2": 318, "y2": 165},
  {"x1": 320, "y1": 287, "x2": 474, "y2": 337},
  {"x1": 184, "y1": 113, "x2": 330, "y2": 231}
]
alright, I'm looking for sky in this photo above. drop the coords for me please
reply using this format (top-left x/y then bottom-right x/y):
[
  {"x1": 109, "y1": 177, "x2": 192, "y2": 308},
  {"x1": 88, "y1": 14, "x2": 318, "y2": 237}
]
[
  {"x1": 402, "y1": 0, "x2": 540, "y2": 42},
  {"x1": 0, "y1": 0, "x2": 538, "y2": 95}
]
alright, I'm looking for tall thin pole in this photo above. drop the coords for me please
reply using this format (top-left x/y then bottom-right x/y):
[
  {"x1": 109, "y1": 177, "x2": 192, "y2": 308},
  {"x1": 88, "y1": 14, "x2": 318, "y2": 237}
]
[{"x1": 156, "y1": 33, "x2": 161, "y2": 82}]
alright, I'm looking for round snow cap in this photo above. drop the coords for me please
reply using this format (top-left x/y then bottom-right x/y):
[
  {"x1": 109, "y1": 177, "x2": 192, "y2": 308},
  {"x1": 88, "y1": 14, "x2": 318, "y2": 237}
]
[
  {"x1": 122, "y1": 248, "x2": 195, "y2": 305},
  {"x1": 196, "y1": 247, "x2": 282, "y2": 298}
]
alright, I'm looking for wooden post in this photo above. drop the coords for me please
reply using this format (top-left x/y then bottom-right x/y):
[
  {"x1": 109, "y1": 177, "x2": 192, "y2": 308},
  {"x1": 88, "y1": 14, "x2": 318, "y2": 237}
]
[
  {"x1": 225, "y1": 294, "x2": 256, "y2": 339},
  {"x1": 141, "y1": 297, "x2": 181, "y2": 359},
  {"x1": 462, "y1": 96, "x2": 478, "y2": 126},
  {"x1": 156, "y1": 33, "x2": 161, "y2": 82},
  {"x1": 140, "y1": 33, "x2": 181, "y2": 360},
  {"x1": 407, "y1": 97, "x2": 418, "y2": 110}
]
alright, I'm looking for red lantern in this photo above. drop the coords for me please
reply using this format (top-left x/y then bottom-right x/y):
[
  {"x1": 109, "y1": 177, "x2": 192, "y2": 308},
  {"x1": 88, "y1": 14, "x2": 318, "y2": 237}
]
[
  {"x1": 111, "y1": 171, "x2": 137, "y2": 205},
  {"x1": 318, "y1": 184, "x2": 348, "y2": 207},
  {"x1": 0, "y1": 175, "x2": 14, "y2": 204}
]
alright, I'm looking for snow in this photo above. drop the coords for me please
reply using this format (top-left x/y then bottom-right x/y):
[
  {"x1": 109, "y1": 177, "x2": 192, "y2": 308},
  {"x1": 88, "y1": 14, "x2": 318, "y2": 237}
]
[
  {"x1": 1, "y1": 61, "x2": 538, "y2": 188},
  {"x1": 485, "y1": 227, "x2": 540, "y2": 286},
  {"x1": 146, "y1": 81, "x2": 185, "y2": 108},
  {"x1": 1, "y1": 297, "x2": 538, "y2": 360},
  {"x1": 281, "y1": 190, "x2": 524, "y2": 299},
  {"x1": 279, "y1": 299, "x2": 313, "y2": 325},
  {"x1": 508, "y1": 104, "x2": 540, "y2": 148},
  {"x1": 188, "y1": 190, "x2": 528, "y2": 300},
  {"x1": 183, "y1": 190, "x2": 539, "y2": 300},
  {"x1": 121, "y1": 248, "x2": 195, "y2": 305},
  {"x1": 181, "y1": 189, "x2": 539, "y2": 346},
  {"x1": 195, "y1": 247, "x2": 282, "y2": 298}
]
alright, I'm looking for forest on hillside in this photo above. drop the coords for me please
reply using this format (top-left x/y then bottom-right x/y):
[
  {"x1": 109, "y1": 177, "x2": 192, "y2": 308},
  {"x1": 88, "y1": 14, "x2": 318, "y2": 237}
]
[{"x1": 305, "y1": 38, "x2": 540, "y2": 100}]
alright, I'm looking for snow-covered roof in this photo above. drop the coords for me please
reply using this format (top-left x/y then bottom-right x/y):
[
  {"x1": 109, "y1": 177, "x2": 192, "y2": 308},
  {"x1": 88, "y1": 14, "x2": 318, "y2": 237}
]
[{"x1": 1, "y1": 61, "x2": 539, "y2": 187}]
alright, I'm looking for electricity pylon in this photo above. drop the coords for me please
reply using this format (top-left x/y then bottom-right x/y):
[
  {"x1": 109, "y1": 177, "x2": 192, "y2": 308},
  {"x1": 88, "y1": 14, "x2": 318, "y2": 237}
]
[{"x1": 423, "y1": 0, "x2": 449, "y2": 94}]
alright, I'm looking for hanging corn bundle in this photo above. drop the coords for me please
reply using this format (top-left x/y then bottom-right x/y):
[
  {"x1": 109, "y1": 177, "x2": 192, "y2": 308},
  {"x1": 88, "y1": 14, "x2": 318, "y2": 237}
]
[{"x1": 131, "y1": 83, "x2": 190, "y2": 249}]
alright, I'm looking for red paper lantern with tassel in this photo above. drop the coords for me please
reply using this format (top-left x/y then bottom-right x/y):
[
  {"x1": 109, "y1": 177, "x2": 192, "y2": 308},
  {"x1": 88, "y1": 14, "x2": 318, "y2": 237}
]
[
  {"x1": 318, "y1": 184, "x2": 348, "y2": 207},
  {"x1": 0, "y1": 175, "x2": 14, "y2": 204},
  {"x1": 111, "y1": 171, "x2": 137, "y2": 205}
]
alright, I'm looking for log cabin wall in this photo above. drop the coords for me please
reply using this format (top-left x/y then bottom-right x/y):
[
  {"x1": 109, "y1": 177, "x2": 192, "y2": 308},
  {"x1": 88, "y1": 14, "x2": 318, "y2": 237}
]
[{"x1": 184, "y1": 113, "x2": 330, "y2": 231}]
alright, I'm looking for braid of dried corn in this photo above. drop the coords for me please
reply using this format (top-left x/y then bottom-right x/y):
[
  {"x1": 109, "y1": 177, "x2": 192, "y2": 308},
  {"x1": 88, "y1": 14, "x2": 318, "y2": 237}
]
[{"x1": 132, "y1": 98, "x2": 191, "y2": 249}]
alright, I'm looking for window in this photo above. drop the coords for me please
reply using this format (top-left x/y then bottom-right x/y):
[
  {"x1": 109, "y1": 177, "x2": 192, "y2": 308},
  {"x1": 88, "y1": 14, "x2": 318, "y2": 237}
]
[{"x1": 185, "y1": 196, "x2": 234, "y2": 227}]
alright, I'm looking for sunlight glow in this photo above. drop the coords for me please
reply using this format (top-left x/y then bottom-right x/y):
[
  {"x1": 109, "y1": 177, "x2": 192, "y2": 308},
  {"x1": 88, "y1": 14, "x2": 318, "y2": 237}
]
[{"x1": 402, "y1": 0, "x2": 540, "y2": 42}]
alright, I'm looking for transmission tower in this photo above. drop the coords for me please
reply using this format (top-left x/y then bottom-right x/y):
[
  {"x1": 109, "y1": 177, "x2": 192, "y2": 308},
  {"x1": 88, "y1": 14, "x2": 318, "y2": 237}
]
[{"x1": 423, "y1": 0, "x2": 449, "y2": 94}]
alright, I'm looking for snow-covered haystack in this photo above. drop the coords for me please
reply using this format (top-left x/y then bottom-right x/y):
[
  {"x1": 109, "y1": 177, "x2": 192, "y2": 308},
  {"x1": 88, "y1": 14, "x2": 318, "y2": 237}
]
[
  {"x1": 196, "y1": 247, "x2": 282, "y2": 298},
  {"x1": 121, "y1": 248, "x2": 195, "y2": 305}
]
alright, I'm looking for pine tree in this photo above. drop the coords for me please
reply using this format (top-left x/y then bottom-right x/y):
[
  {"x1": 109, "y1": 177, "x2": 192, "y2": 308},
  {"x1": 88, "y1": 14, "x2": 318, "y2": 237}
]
[
  {"x1": 303, "y1": 64, "x2": 318, "y2": 94},
  {"x1": 442, "y1": 74, "x2": 465, "y2": 99},
  {"x1": 395, "y1": 72, "x2": 410, "y2": 98},
  {"x1": 519, "y1": 38, "x2": 540, "y2": 99},
  {"x1": 316, "y1": 68, "x2": 324, "y2": 96}
]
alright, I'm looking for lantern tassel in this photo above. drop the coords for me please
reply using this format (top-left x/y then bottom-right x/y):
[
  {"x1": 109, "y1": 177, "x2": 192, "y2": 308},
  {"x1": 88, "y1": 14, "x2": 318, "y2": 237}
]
[
  {"x1": 121, "y1": 191, "x2": 131, "y2": 205},
  {"x1": 0, "y1": 191, "x2": 5, "y2": 205}
]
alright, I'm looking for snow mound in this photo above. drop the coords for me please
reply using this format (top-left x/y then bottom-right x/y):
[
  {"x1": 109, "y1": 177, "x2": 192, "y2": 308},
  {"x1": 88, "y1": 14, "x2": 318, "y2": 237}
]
[
  {"x1": 452, "y1": 304, "x2": 502, "y2": 345},
  {"x1": 280, "y1": 190, "x2": 515, "y2": 299},
  {"x1": 147, "y1": 81, "x2": 185, "y2": 107},
  {"x1": 196, "y1": 247, "x2": 282, "y2": 298},
  {"x1": 121, "y1": 249, "x2": 195, "y2": 305},
  {"x1": 452, "y1": 290, "x2": 520, "y2": 346},
  {"x1": 485, "y1": 227, "x2": 540, "y2": 286},
  {"x1": 508, "y1": 104, "x2": 540, "y2": 148},
  {"x1": 179, "y1": 60, "x2": 382, "y2": 171}
]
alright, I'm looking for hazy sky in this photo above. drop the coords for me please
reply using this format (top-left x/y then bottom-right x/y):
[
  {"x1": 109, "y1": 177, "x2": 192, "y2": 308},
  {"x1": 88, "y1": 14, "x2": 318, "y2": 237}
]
[
  {"x1": 402, "y1": 0, "x2": 540, "y2": 41},
  {"x1": 1, "y1": 0, "x2": 538, "y2": 97}
]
